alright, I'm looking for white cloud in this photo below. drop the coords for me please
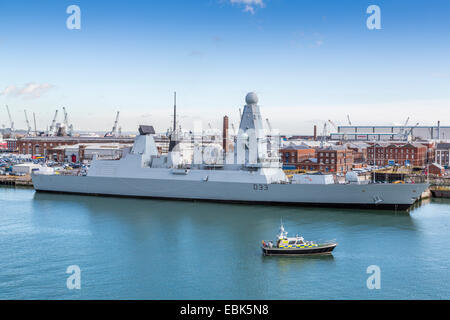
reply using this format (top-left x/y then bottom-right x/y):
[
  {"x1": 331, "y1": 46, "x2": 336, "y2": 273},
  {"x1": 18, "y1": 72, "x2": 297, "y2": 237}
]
[
  {"x1": 229, "y1": 0, "x2": 265, "y2": 14},
  {"x1": 0, "y1": 83, "x2": 53, "y2": 99}
]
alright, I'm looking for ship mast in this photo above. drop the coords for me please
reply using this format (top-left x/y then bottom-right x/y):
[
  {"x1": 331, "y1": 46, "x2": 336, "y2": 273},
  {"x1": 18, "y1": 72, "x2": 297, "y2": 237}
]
[
  {"x1": 169, "y1": 92, "x2": 177, "y2": 152},
  {"x1": 173, "y1": 91, "x2": 177, "y2": 133}
]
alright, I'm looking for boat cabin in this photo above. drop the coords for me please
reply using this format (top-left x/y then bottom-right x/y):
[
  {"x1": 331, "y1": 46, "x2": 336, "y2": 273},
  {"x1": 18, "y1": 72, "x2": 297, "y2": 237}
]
[
  {"x1": 275, "y1": 224, "x2": 316, "y2": 248},
  {"x1": 277, "y1": 236, "x2": 307, "y2": 248}
]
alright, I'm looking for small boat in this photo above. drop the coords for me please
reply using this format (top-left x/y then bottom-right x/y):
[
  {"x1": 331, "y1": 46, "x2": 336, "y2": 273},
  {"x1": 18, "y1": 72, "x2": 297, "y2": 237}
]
[{"x1": 261, "y1": 223, "x2": 337, "y2": 256}]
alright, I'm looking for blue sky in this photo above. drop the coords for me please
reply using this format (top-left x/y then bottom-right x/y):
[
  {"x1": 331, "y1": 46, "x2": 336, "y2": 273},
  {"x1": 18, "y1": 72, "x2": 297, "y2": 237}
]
[{"x1": 0, "y1": 0, "x2": 449, "y2": 134}]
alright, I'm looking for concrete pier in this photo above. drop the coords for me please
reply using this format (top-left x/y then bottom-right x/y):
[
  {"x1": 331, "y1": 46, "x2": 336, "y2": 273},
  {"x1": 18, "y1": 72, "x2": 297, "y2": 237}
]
[{"x1": 0, "y1": 175, "x2": 33, "y2": 187}]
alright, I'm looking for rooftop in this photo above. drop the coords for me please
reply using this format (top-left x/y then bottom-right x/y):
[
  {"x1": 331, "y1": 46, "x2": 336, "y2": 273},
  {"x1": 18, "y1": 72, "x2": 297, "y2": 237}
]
[{"x1": 436, "y1": 143, "x2": 450, "y2": 149}]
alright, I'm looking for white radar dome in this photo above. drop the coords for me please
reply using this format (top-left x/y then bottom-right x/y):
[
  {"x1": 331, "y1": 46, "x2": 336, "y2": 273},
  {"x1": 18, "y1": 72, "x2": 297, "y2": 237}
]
[{"x1": 245, "y1": 92, "x2": 258, "y2": 105}]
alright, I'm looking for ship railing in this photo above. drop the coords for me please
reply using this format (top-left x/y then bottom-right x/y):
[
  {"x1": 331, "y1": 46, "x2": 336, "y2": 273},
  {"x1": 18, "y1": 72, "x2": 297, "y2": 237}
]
[
  {"x1": 54, "y1": 169, "x2": 81, "y2": 176},
  {"x1": 315, "y1": 238, "x2": 337, "y2": 245}
]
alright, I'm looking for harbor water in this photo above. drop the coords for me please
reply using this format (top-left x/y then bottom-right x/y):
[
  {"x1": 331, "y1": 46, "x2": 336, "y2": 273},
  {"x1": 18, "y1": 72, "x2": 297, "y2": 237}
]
[{"x1": 0, "y1": 186, "x2": 449, "y2": 299}]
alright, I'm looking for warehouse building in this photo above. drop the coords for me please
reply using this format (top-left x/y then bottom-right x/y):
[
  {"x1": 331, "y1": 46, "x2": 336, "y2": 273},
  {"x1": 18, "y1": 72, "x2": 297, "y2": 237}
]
[
  {"x1": 47, "y1": 143, "x2": 134, "y2": 162},
  {"x1": 281, "y1": 145, "x2": 316, "y2": 166},
  {"x1": 367, "y1": 142, "x2": 428, "y2": 166},
  {"x1": 16, "y1": 135, "x2": 170, "y2": 158},
  {"x1": 435, "y1": 143, "x2": 450, "y2": 168},
  {"x1": 332, "y1": 124, "x2": 450, "y2": 141}
]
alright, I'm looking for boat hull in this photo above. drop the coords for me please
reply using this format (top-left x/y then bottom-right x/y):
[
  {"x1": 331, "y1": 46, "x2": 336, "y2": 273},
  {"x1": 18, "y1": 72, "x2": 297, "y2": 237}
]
[
  {"x1": 32, "y1": 174, "x2": 428, "y2": 211},
  {"x1": 262, "y1": 243, "x2": 337, "y2": 256}
]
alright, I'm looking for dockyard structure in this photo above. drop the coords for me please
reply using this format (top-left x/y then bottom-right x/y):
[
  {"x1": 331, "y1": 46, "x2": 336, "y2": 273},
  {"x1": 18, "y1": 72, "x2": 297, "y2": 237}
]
[
  {"x1": 428, "y1": 163, "x2": 445, "y2": 176},
  {"x1": 421, "y1": 141, "x2": 436, "y2": 164},
  {"x1": 281, "y1": 140, "x2": 333, "y2": 149},
  {"x1": 295, "y1": 158, "x2": 319, "y2": 172},
  {"x1": 367, "y1": 143, "x2": 428, "y2": 166},
  {"x1": 17, "y1": 136, "x2": 134, "y2": 158},
  {"x1": 332, "y1": 124, "x2": 450, "y2": 141},
  {"x1": 281, "y1": 146, "x2": 316, "y2": 166},
  {"x1": 0, "y1": 134, "x2": 7, "y2": 150},
  {"x1": 435, "y1": 143, "x2": 450, "y2": 168},
  {"x1": 342, "y1": 142, "x2": 369, "y2": 164},
  {"x1": 16, "y1": 135, "x2": 170, "y2": 159},
  {"x1": 315, "y1": 147, "x2": 354, "y2": 174},
  {"x1": 292, "y1": 147, "x2": 354, "y2": 174},
  {"x1": 6, "y1": 139, "x2": 17, "y2": 152},
  {"x1": 47, "y1": 143, "x2": 133, "y2": 162}
]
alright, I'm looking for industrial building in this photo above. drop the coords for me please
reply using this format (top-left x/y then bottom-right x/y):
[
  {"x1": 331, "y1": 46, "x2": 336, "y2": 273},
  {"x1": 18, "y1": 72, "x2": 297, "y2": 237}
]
[
  {"x1": 47, "y1": 143, "x2": 133, "y2": 162},
  {"x1": 16, "y1": 136, "x2": 135, "y2": 158},
  {"x1": 331, "y1": 124, "x2": 450, "y2": 141},
  {"x1": 315, "y1": 146, "x2": 354, "y2": 174},
  {"x1": 16, "y1": 135, "x2": 170, "y2": 159},
  {"x1": 12, "y1": 163, "x2": 42, "y2": 174},
  {"x1": 367, "y1": 142, "x2": 428, "y2": 166},
  {"x1": 280, "y1": 145, "x2": 316, "y2": 166},
  {"x1": 435, "y1": 143, "x2": 450, "y2": 168},
  {"x1": 284, "y1": 146, "x2": 354, "y2": 174}
]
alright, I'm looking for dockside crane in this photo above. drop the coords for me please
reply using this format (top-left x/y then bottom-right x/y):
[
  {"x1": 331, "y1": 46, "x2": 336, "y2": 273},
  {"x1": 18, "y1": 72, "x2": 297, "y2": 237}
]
[
  {"x1": 404, "y1": 122, "x2": 419, "y2": 142},
  {"x1": 49, "y1": 110, "x2": 58, "y2": 136},
  {"x1": 112, "y1": 111, "x2": 120, "y2": 137},
  {"x1": 231, "y1": 123, "x2": 237, "y2": 137},
  {"x1": 24, "y1": 110, "x2": 32, "y2": 135},
  {"x1": 105, "y1": 111, "x2": 120, "y2": 137},
  {"x1": 328, "y1": 120, "x2": 338, "y2": 132},
  {"x1": 320, "y1": 122, "x2": 327, "y2": 149},
  {"x1": 266, "y1": 118, "x2": 272, "y2": 132},
  {"x1": 62, "y1": 107, "x2": 74, "y2": 136},
  {"x1": 33, "y1": 112, "x2": 38, "y2": 136},
  {"x1": 328, "y1": 119, "x2": 344, "y2": 141},
  {"x1": 400, "y1": 117, "x2": 410, "y2": 135},
  {"x1": 5, "y1": 105, "x2": 15, "y2": 138}
]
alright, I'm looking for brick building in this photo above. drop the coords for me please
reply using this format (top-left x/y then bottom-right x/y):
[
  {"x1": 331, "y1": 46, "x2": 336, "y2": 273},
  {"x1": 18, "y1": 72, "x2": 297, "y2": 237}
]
[
  {"x1": 435, "y1": 143, "x2": 450, "y2": 168},
  {"x1": 6, "y1": 139, "x2": 18, "y2": 152},
  {"x1": 281, "y1": 145, "x2": 316, "y2": 166},
  {"x1": 47, "y1": 143, "x2": 133, "y2": 162},
  {"x1": 17, "y1": 136, "x2": 135, "y2": 159},
  {"x1": 343, "y1": 142, "x2": 368, "y2": 164},
  {"x1": 315, "y1": 147, "x2": 354, "y2": 174},
  {"x1": 295, "y1": 147, "x2": 354, "y2": 174},
  {"x1": 428, "y1": 163, "x2": 445, "y2": 176},
  {"x1": 367, "y1": 142, "x2": 428, "y2": 166}
]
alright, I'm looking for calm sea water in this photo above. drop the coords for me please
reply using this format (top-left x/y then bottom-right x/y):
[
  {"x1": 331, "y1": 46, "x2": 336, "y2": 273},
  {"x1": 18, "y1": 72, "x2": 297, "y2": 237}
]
[{"x1": 0, "y1": 186, "x2": 449, "y2": 300}]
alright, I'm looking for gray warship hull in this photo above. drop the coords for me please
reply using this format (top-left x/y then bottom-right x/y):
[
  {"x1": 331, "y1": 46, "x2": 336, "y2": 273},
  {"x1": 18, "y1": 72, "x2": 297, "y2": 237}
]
[{"x1": 32, "y1": 174, "x2": 428, "y2": 211}]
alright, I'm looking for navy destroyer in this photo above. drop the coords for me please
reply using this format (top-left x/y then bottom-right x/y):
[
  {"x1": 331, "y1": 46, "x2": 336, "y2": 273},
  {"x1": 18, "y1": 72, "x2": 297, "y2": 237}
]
[{"x1": 32, "y1": 93, "x2": 428, "y2": 210}]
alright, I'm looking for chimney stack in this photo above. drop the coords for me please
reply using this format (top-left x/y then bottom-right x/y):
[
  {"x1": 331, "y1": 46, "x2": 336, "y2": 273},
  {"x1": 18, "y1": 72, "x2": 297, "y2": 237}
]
[
  {"x1": 438, "y1": 120, "x2": 441, "y2": 141},
  {"x1": 223, "y1": 116, "x2": 229, "y2": 153},
  {"x1": 313, "y1": 125, "x2": 317, "y2": 141}
]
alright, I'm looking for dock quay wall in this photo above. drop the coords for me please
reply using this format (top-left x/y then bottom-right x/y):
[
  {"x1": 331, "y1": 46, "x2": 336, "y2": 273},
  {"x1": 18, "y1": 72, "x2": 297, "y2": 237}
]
[{"x1": 0, "y1": 175, "x2": 33, "y2": 187}]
